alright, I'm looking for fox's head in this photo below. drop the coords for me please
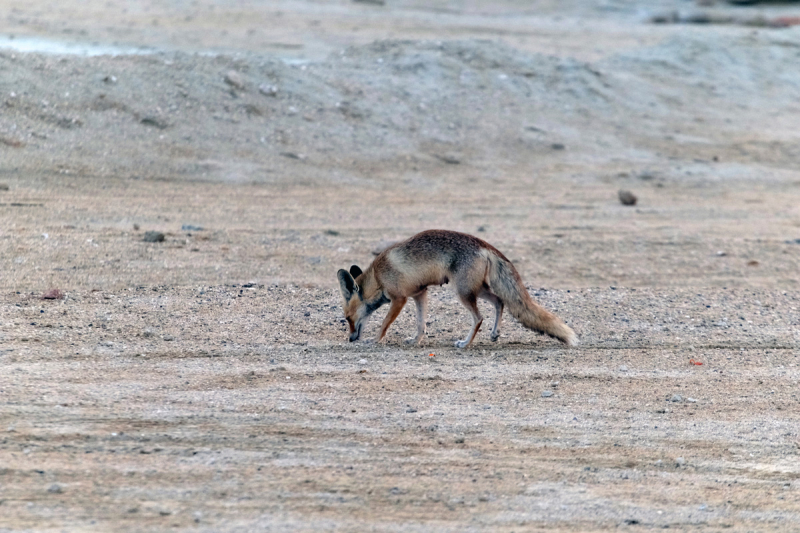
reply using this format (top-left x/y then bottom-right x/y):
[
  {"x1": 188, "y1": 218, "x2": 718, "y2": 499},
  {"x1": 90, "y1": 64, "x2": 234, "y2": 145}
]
[{"x1": 337, "y1": 265, "x2": 367, "y2": 342}]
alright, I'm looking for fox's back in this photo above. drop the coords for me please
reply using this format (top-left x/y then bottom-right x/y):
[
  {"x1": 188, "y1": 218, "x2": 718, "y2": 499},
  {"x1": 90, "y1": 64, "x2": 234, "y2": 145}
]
[{"x1": 376, "y1": 230, "x2": 509, "y2": 287}]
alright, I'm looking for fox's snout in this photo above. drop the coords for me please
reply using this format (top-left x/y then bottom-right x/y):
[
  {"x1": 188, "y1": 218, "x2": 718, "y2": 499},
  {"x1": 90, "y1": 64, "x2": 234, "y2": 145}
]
[{"x1": 348, "y1": 322, "x2": 361, "y2": 342}]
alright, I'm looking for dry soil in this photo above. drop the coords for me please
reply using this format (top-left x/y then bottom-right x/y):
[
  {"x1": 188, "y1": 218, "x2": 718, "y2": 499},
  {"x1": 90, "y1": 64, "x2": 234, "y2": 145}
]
[{"x1": 1, "y1": 1, "x2": 800, "y2": 531}]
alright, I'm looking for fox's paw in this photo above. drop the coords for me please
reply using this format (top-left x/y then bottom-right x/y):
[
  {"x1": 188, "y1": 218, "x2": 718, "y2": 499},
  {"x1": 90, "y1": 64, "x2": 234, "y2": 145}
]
[
  {"x1": 490, "y1": 333, "x2": 500, "y2": 342},
  {"x1": 454, "y1": 339, "x2": 470, "y2": 349},
  {"x1": 404, "y1": 337, "x2": 421, "y2": 346}
]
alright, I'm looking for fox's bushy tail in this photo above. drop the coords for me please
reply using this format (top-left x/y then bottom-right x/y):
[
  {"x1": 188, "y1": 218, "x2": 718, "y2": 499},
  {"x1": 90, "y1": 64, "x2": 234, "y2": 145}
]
[{"x1": 486, "y1": 254, "x2": 578, "y2": 346}]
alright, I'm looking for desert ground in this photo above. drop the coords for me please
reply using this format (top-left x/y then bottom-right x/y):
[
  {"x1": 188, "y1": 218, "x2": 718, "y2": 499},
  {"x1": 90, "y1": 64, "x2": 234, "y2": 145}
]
[{"x1": 1, "y1": 0, "x2": 800, "y2": 531}]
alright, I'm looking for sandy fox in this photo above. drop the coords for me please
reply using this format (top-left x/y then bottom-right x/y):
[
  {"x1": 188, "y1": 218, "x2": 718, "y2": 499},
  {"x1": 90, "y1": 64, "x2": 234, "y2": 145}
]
[{"x1": 336, "y1": 229, "x2": 578, "y2": 348}]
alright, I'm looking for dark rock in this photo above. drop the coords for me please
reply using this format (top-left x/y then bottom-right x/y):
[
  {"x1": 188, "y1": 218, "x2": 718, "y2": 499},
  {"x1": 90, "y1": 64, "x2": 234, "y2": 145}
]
[
  {"x1": 143, "y1": 231, "x2": 165, "y2": 243},
  {"x1": 140, "y1": 116, "x2": 169, "y2": 129},
  {"x1": 618, "y1": 190, "x2": 637, "y2": 206}
]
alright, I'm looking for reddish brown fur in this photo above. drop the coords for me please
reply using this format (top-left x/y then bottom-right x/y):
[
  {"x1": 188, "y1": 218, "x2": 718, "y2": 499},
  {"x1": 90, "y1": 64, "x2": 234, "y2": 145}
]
[{"x1": 337, "y1": 230, "x2": 577, "y2": 347}]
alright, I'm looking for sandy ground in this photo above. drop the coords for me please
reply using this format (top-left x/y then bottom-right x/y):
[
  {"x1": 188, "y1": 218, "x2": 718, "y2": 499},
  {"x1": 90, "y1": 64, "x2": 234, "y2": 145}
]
[{"x1": 1, "y1": 1, "x2": 800, "y2": 531}]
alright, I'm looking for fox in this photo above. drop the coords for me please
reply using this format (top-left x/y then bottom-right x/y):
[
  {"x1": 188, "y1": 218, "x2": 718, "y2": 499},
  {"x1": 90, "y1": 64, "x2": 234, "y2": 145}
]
[{"x1": 336, "y1": 229, "x2": 577, "y2": 348}]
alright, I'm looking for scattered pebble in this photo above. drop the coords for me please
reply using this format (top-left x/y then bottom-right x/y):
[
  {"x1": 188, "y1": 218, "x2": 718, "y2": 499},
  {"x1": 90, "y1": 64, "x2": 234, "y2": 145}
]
[
  {"x1": 405, "y1": 406, "x2": 418, "y2": 413},
  {"x1": 619, "y1": 365, "x2": 628, "y2": 372},
  {"x1": 551, "y1": 143, "x2": 566, "y2": 150},
  {"x1": 541, "y1": 390, "x2": 554, "y2": 398},
  {"x1": 0, "y1": 183, "x2": 9, "y2": 191},
  {"x1": 47, "y1": 483, "x2": 63, "y2": 494},
  {"x1": 133, "y1": 223, "x2": 140, "y2": 231},
  {"x1": 139, "y1": 116, "x2": 169, "y2": 129},
  {"x1": 618, "y1": 189, "x2": 637, "y2": 206},
  {"x1": 686, "y1": 397, "x2": 698, "y2": 403},
  {"x1": 435, "y1": 154, "x2": 461, "y2": 165},
  {"x1": 224, "y1": 70, "x2": 246, "y2": 90},
  {"x1": 670, "y1": 394, "x2": 682, "y2": 402},
  {"x1": 675, "y1": 457, "x2": 686, "y2": 467},
  {"x1": 637, "y1": 171, "x2": 657, "y2": 181},
  {"x1": 716, "y1": 251, "x2": 727, "y2": 257},
  {"x1": 0, "y1": 136, "x2": 25, "y2": 148},
  {"x1": 143, "y1": 329, "x2": 155, "y2": 338},
  {"x1": 143, "y1": 231, "x2": 165, "y2": 243},
  {"x1": 359, "y1": 359, "x2": 368, "y2": 364},
  {"x1": 102, "y1": 74, "x2": 117, "y2": 84},
  {"x1": 258, "y1": 84, "x2": 278, "y2": 96},
  {"x1": 163, "y1": 335, "x2": 175, "y2": 342},
  {"x1": 41, "y1": 289, "x2": 64, "y2": 300},
  {"x1": 181, "y1": 224, "x2": 204, "y2": 231}
]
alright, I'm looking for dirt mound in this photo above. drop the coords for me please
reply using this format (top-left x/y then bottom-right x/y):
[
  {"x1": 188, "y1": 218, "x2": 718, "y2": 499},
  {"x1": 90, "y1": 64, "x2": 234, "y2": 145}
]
[{"x1": 3, "y1": 30, "x2": 798, "y2": 185}]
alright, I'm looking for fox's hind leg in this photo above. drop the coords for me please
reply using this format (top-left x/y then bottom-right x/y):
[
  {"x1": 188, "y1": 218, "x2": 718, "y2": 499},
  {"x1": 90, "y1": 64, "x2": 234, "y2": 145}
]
[
  {"x1": 377, "y1": 297, "x2": 407, "y2": 343},
  {"x1": 479, "y1": 288, "x2": 503, "y2": 342},
  {"x1": 406, "y1": 289, "x2": 428, "y2": 345},
  {"x1": 455, "y1": 293, "x2": 483, "y2": 348}
]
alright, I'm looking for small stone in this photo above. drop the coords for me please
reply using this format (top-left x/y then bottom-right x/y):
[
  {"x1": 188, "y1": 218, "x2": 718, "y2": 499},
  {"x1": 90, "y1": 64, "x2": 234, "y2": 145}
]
[
  {"x1": 162, "y1": 335, "x2": 175, "y2": 342},
  {"x1": 686, "y1": 397, "x2": 698, "y2": 403},
  {"x1": 405, "y1": 406, "x2": 418, "y2": 413},
  {"x1": 181, "y1": 224, "x2": 204, "y2": 231},
  {"x1": 541, "y1": 390, "x2": 554, "y2": 398},
  {"x1": 551, "y1": 143, "x2": 566, "y2": 150},
  {"x1": 618, "y1": 190, "x2": 637, "y2": 206},
  {"x1": 675, "y1": 457, "x2": 686, "y2": 467},
  {"x1": 638, "y1": 171, "x2": 656, "y2": 181},
  {"x1": 143, "y1": 329, "x2": 155, "y2": 338},
  {"x1": 0, "y1": 183, "x2": 9, "y2": 191},
  {"x1": 133, "y1": 223, "x2": 140, "y2": 231},
  {"x1": 140, "y1": 116, "x2": 169, "y2": 129},
  {"x1": 359, "y1": 359, "x2": 368, "y2": 364},
  {"x1": 670, "y1": 394, "x2": 683, "y2": 402},
  {"x1": 435, "y1": 154, "x2": 461, "y2": 165},
  {"x1": 143, "y1": 231, "x2": 165, "y2": 243},
  {"x1": 41, "y1": 289, "x2": 64, "y2": 300},
  {"x1": 619, "y1": 365, "x2": 628, "y2": 372},
  {"x1": 102, "y1": 75, "x2": 117, "y2": 84},
  {"x1": 549, "y1": 381, "x2": 560, "y2": 388},
  {"x1": 454, "y1": 437, "x2": 465, "y2": 444},
  {"x1": 716, "y1": 251, "x2": 727, "y2": 257},
  {"x1": 258, "y1": 84, "x2": 278, "y2": 96},
  {"x1": 224, "y1": 70, "x2": 246, "y2": 90},
  {"x1": 47, "y1": 483, "x2": 63, "y2": 494}
]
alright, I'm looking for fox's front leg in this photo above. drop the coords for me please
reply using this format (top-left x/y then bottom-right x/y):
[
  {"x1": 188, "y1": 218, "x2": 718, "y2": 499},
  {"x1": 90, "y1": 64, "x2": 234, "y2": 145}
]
[
  {"x1": 406, "y1": 290, "x2": 428, "y2": 345},
  {"x1": 377, "y1": 297, "x2": 407, "y2": 343}
]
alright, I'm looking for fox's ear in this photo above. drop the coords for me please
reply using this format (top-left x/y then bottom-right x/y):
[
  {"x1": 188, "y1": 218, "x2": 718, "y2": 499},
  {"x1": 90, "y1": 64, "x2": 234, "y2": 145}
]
[
  {"x1": 349, "y1": 265, "x2": 363, "y2": 279},
  {"x1": 337, "y1": 269, "x2": 356, "y2": 299}
]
